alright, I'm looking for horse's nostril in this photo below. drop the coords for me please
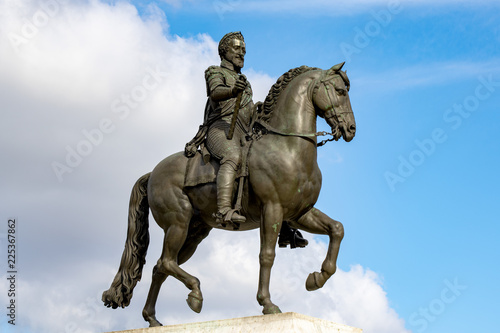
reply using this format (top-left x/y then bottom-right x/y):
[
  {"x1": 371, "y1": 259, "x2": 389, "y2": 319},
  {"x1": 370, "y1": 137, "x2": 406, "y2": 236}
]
[{"x1": 350, "y1": 124, "x2": 356, "y2": 132}]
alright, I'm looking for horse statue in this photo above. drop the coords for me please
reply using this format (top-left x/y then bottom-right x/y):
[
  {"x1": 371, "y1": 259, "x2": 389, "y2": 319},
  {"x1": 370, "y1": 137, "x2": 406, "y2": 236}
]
[{"x1": 102, "y1": 62, "x2": 356, "y2": 327}]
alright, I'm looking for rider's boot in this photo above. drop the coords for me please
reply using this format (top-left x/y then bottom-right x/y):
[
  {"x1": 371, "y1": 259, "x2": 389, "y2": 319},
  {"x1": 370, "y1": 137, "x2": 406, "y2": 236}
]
[
  {"x1": 216, "y1": 162, "x2": 246, "y2": 224},
  {"x1": 278, "y1": 222, "x2": 308, "y2": 248}
]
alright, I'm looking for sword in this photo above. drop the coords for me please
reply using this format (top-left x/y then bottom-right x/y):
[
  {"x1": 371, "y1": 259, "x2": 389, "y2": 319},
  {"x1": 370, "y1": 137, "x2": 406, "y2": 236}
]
[{"x1": 227, "y1": 75, "x2": 245, "y2": 140}]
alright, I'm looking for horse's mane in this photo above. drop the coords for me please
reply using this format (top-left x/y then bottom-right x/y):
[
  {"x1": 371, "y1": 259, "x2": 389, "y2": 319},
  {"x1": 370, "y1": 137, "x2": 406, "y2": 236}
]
[{"x1": 261, "y1": 65, "x2": 320, "y2": 122}]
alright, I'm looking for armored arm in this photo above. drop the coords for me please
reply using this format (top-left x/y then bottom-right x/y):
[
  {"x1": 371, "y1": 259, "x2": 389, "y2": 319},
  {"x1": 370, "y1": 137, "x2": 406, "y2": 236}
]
[{"x1": 206, "y1": 67, "x2": 246, "y2": 101}]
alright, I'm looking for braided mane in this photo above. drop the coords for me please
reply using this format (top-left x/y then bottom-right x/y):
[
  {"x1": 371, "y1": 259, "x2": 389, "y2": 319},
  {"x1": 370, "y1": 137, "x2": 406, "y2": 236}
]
[{"x1": 261, "y1": 65, "x2": 320, "y2": 122}]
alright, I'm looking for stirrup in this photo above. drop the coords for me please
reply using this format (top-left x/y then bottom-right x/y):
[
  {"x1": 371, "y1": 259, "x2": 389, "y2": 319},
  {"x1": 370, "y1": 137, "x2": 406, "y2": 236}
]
[{"x1": 214, "y1": 209, "x2": 246, "y2": 230}]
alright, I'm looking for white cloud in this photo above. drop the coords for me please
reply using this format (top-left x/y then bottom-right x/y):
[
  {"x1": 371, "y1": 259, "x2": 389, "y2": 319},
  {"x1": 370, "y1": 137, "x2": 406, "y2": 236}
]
[{"x1": 0, "y1": 1, "x2": 408, "y2": 332}]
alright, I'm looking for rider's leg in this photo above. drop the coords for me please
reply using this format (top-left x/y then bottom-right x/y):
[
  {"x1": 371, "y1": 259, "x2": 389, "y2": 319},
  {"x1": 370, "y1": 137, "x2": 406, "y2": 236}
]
[
  {"x1": 216, "y1": 159, "x2": 246, "y2": 223},
  {"x1": 206, "y1": 121, "x2": 246, "y2": 223},
  {"x1": 278, "y1": 221, "x2": 308, "y2": 248}
]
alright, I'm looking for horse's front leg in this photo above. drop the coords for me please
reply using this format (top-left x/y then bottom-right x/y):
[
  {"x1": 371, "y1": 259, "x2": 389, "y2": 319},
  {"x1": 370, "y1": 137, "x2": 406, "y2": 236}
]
[
  {"x1": 257, "y1": 203, "x2": 283, "y2": 314},
  {"x1": 295, "y1": 207, "x2": 344, "y2": 291}
]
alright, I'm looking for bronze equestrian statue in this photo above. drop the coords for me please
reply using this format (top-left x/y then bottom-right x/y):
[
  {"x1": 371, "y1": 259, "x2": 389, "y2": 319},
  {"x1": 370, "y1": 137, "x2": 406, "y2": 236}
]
[{"x1": 102, "y1": 31, "x2": 356, "y2": 327}]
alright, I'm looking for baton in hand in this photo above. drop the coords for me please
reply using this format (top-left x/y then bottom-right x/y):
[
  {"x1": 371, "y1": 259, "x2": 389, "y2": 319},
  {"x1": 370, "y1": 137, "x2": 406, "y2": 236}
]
[{"x1": 227, "y1": 75, "x2": 245, "y2": 140}]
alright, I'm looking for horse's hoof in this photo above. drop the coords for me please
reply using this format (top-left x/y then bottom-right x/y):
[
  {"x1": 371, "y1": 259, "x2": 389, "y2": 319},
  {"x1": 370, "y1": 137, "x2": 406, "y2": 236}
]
[
  {"x1": 149, "y1": 319, "x2": 163, "y2": 327},
  {"x1": 186, "y1": 290, "x2": 203, "y2": 313},
  {"x1": 262, "y1": 304, "x2": 282, "y2": 315},
  {"x1": 306, "y1": 272, "x2": 321, "y2": 291},
  {"x1": 143, "y1": 310, "x2": 163, "y2": 327}
]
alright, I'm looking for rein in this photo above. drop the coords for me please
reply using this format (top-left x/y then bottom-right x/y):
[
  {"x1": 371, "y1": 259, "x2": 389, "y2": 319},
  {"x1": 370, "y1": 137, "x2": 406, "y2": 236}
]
[{"x1": 253, "y1": 119, "x2": 335, "y2": 147}]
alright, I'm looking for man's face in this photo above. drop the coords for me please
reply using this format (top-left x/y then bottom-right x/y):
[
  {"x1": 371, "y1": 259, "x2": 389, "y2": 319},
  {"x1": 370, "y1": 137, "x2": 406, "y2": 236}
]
[{"x1": 224, "y1": 39, "x2": 246, "y2": 69}]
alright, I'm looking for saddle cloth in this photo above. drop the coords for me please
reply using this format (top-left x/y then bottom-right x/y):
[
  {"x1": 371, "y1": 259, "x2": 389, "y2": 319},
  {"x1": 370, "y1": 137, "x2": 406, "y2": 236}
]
[
  {"x1": 184, "y1": 152, "x2": 219, "y2": 187},
  {"x1": 184, "y1": 145, "x2": 251, "y2": 188}
]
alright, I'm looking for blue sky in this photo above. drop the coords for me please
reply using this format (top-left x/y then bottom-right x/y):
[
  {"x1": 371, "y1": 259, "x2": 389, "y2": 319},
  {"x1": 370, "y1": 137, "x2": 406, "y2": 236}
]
[{"x1": 1, "y1": 1, "x2": 499, "y2": 332}]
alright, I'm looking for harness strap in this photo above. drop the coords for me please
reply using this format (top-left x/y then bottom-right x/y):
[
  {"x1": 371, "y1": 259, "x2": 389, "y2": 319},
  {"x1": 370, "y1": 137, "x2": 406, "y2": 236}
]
[{"x1": 255, "y1": 120, "x2": 318, "y2": 138}]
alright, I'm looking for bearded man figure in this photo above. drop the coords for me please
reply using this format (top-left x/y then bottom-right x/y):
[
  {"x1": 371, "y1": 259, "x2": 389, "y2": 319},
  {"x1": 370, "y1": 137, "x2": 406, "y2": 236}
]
[{"x1": 202, "y1": 31, "x2": 252, "y2": 224}]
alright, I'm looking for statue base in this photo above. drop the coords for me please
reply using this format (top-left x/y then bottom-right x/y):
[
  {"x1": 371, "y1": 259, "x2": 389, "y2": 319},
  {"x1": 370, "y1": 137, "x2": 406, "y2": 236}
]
[{"x1": 106, "y1": 312, "x2": 362, "y2": 333}]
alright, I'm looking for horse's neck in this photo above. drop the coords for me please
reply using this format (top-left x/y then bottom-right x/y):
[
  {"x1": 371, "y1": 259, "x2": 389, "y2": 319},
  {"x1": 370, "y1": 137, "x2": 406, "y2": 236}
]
[
  {"x1": 268, "y1": 82, "x2": 316, "y2": 134},
  {"x1": 268, "y1": 73, "x2": 318, "y2": 136}
]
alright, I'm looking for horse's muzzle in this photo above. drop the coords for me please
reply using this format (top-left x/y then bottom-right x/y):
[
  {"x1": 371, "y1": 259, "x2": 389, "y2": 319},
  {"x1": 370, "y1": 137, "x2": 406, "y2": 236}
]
[{"x1": 342, "y1": 123, "x2": 356, "y2": 142}]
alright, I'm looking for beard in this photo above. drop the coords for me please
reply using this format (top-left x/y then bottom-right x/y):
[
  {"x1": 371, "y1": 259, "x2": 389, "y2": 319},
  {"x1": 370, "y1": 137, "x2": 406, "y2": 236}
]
[{"x1": 233, "y1": 57, "x2": 244, "y2": 68}]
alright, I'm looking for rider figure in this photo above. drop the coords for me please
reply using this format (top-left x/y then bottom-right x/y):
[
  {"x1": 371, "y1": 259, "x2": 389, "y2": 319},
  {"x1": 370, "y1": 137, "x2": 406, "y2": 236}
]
[
  {"x1": 186, "y1": 31, "x2": 308, "y2": 247},
  {"x1": 205, "y1": 31, "x2": 251, "y2": 224}
]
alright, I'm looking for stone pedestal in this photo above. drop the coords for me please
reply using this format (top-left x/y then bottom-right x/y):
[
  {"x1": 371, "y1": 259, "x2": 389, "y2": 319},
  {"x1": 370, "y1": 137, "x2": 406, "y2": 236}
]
[{"x1": 106, "y1": 312, "x2": 362, "y2": 333}]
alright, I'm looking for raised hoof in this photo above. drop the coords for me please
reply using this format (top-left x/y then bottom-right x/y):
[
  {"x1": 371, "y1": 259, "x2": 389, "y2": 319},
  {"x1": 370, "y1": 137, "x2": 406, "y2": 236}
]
[
  {"x1": 262, "y1": 304, "x2": 282, "y2": 315},
  {"x1": 305, "y1": 272, "x2": 321, "y2": 291},
  {"x1": 186, "y1": 290, "x2": 203, "y2": 313}
]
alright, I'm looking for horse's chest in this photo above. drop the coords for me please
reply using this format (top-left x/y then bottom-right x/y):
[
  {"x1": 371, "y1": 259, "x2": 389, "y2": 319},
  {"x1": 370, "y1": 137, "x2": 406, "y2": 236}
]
[
  {"x1": 278, "y1": 167, "x2": 321, "y2": 218},
  {"x1": 249, "y1": 137, "x2": 321, "y2": 218}
]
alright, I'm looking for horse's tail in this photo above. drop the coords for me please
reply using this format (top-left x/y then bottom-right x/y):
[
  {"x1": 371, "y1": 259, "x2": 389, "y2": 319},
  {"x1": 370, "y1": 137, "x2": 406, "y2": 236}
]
[{"x1": 102, "y1": 172, "x2": 151, "y2": 309}]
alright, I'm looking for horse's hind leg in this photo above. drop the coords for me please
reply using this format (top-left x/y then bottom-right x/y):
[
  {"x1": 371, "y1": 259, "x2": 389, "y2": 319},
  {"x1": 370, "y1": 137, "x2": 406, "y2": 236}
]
[
  {"x1": 142, "y1": 209, "x2": 191, "y2": 327},
  {"x1": 178, "y1": 218, "x2": 212, "y2": 265},
  {"x1": 142, "y1": 210, "x2": 206, "y2": 326},
  {"x1": 295, "y1": 207, "x2": 344, "y2": 291},
  {"x1": 142, "y1": 265, "x2": 168, "y2": 327}
]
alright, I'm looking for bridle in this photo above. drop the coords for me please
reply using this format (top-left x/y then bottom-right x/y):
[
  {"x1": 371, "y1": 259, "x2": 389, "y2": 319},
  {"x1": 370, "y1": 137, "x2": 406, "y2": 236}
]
[
  {"x1": 313, "y1": 71, "x2": 351, "y2": 145},
  {"x1": 253, "y1": 70, "x2": 350, "y2": 147}
]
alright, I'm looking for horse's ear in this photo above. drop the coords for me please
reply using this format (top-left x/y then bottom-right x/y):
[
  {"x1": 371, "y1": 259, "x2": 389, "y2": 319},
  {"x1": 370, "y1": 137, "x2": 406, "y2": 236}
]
[
  {"x1": 325, "y1": 62, "x2": 345, "y2": 77},
  {"x1": 331, "y1": 62, "x2": 345, "y2": 72}
]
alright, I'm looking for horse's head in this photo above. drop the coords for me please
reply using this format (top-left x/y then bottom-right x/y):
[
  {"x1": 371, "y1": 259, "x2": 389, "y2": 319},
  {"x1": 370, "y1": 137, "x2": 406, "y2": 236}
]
[{"x1": 313, "y1": 62, "x2": 356, "y2": 142}]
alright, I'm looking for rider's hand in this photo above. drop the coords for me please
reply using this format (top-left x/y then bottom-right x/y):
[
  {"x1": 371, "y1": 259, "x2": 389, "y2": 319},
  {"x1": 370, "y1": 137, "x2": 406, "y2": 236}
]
[
  {"x1": 184, "y1": 142, "x2": 197, "y2": 157},
  {"x1": 255, "y1": 101, "x2": 263, "y2": 113},
  {"x1": 231, "y1": 76, "x2": 247, "y2": 97}
]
